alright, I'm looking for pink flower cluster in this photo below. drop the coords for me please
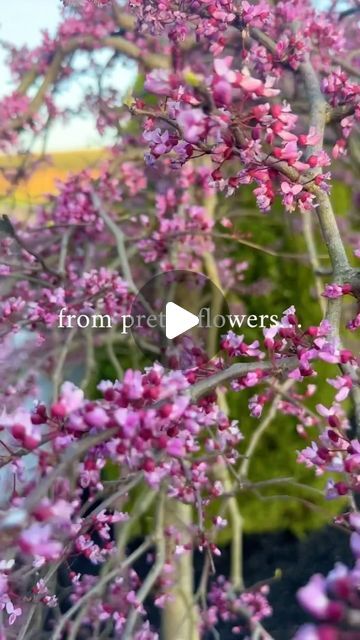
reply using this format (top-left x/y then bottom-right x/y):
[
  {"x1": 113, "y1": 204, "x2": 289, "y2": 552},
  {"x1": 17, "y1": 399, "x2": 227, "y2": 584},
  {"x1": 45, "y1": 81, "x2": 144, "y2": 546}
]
[
  {"x1": 0, "y1": 0, "x2": 359, "y2": 637},
  {"x1": 141, "y1": 58, "x2": 330, "y2": 213},
  {"x1": 295, "y1": 515, "x2": 360, "y2": 638},
  {"x1": 203, "y1": 576, "x2": 272, "y2": 636}
]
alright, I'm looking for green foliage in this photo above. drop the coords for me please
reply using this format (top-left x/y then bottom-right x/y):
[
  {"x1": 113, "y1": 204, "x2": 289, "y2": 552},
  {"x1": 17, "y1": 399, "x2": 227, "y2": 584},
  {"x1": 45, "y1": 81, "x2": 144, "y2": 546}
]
[
  {"x1": 331, "y1": 181, "x2": 351, "y2": 216},
  {"x1": 213, "y1": 185, "x2": 348, "y2": 538}
]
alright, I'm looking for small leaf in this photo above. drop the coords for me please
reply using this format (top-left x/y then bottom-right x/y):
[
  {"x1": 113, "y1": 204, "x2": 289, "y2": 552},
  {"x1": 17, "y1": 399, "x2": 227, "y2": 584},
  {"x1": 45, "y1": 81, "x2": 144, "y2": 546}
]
[
  {"x1": 183, "y1": 70, "x2": 202, "y2": 87},
  {"x1": 123, "y1": 91, "x2": 134, "y2": 109}
]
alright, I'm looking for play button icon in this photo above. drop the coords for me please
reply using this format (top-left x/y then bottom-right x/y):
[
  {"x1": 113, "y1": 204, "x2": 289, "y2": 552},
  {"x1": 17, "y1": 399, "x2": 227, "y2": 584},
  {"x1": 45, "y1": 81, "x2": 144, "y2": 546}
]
[
  {"x1": 130, "y1": 270, "x2": 229, "y2": 370},
  {"x1": 165, "y1": 302, "x2": 199, "y2": 340}
]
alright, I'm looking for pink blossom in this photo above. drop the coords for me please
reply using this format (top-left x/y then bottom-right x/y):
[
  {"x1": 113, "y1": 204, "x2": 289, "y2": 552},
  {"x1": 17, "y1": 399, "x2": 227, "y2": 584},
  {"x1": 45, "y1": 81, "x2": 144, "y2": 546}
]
[
  {"x1": 297, "y1": 575, "x2": 332, "y2": 620},
  {"x1": 242, "y1": 0, "x2": 270, "y2": 26},
  {"x1": 326, "y1": 375, "x2": 352, "y2": 402},
  {"x1": 0, "y1": 265, "x2": 10, "y2": 276},
  {"x1": 5, "y1": 600, "x2": 22, "y2": 625},
  {"x1": 322, "y1": 284, "x2": 344, "y2": 299},
  {"x1": 166, "y1": 438, "x2": 186, "y2": 458},
  {"x1": 51, "y1": 382, "x2": 84, "y2": 418},
  {"x1": 350, "y1": 532, "x2": 360, "y2": 558},
  {"x1": 144, "y1": 70, "x2": 173, "y2": 95},
  {"x1": 293, "y1": 625, "x2": 324, "y2": 639},
  {"x1": 280, "y1": 181, "x2": 303, "y2": 211},
  {"x1": 213, "y1": 57, "x2": 236, "y2": 83},
  {"x1": 176, "y1": 109, "x2": 207, "y2": 143},
  {"x1": 298, "y1": 127, "x2": 321, "y2": 147},
  {"x1": 2, "y1": 409, "x2": 42, "y2": 450},
  {"x1": 19, "y1": 524, "x2": 62, "y2": 560}
]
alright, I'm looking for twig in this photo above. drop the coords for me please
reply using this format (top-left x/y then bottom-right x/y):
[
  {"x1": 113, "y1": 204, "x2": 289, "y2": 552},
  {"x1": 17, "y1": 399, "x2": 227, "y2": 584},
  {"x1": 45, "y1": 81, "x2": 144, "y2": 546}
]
[
  {"x1": 213, "y1": 459, "x2": 244, "y2": 590},
  {"x1": 1, "y1": 214, "x2": 60, "y2": 280},
  {"x1": 106, "y1": 328, "x2": 124, "y2": 379},
  {"x1": 51, "y1": 539, "x2": 151, "y2": 640},
  {"x1": 298, "y1": 56, "x2": 360, "y2": 433},
  {"x1": 58, "y1": 228, "x2": 71, "y2": 275},
  {"x1": 80, "y1": 330, "x2": 96, "y2": 391},
  {"x1": 91, "y1": 192, "x2": 137, "y2": 293},
  {"x1": 301, "y1": 212, "x2": 327, "y2": 314},
  {"x1": 122, "y1": 490, "x2": 166, "y2": 639},
  {"x1": 116, "y1": 487, "x2": 156, "y2": 553},
  {"x1": 52, "y1": 327, "x2": 77, "y2": 401},
  {"x1": 128, "y1": 105, "x2": 182, "y2": 135},
  {"x1": 20, "y1": 427, "x2": 118, "y2": 516},
  {"x1": 190, "y1": 357, "x2": 298, "y2": 401},
  {"x1": 239, "y1": 379, "x2": 295, "y2": 479}
]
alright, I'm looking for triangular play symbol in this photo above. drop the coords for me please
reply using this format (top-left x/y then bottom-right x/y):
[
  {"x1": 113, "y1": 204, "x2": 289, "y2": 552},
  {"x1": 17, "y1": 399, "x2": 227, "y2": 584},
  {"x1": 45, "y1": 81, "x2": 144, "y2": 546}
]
[{"x1": 165, "y1": 302, "x2": 199, "y2": 340}]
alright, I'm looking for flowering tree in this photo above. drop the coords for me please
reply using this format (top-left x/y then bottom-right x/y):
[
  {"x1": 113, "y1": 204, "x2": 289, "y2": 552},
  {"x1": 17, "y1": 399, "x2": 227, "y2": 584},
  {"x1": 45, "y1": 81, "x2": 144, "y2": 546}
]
[{"x1": 0, "y1": 0, "x2": 360, "y2": 638}]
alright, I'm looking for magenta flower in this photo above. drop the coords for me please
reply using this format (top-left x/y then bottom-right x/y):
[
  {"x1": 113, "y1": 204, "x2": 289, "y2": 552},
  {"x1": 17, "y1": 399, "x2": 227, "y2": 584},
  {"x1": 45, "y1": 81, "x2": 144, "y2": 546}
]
[
  {"x1": 176, "y1": 109, "x2": 207, "y2": 143},
  {"x1": 322, "y1": 284, "x2": 344, "y2": 299},
  {"x1": 144, "y1": 70, "x2": 173, "y2": 95},
  {"x1": 19, "y1": 524, "x2": 62, "y2": 561},
  {"x1": 297, "y1": 575, "x2": 333, "y2": 620}
]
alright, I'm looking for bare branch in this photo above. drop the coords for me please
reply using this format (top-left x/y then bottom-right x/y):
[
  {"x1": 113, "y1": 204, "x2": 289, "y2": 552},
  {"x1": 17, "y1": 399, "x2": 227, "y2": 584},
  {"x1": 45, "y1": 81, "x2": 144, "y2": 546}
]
[
  {"x1": 1, "y1": 215, "x2": 61, "y2": 280},
  {"x1": 122, "y1": 490, "x2": 166, "y2": 639},
  {"x1": 91, "y1": 192, "x2": 137, "y2": 293},
  {"x1": 190, "y1": 357, "x2": 298, "y2": 401},
  {"x1": 239, "y1": 379, "x2": 295, "y2": 479}
]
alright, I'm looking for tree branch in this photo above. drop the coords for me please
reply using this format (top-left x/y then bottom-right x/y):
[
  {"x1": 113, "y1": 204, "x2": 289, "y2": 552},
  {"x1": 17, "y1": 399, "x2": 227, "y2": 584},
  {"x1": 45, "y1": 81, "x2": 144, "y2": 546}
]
[
  {"x1": 122, "y1": 490, "x2": 166, "y2": 640},
  {"x1": 190, "y1": 357, "x2": 298, "y2": 401}
]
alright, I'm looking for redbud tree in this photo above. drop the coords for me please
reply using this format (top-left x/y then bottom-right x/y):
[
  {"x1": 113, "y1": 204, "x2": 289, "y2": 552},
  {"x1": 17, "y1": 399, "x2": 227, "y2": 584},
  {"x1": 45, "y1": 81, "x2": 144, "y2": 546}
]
[{"x1": 0, "y1": 0, "x2": 359, "y2": 638}]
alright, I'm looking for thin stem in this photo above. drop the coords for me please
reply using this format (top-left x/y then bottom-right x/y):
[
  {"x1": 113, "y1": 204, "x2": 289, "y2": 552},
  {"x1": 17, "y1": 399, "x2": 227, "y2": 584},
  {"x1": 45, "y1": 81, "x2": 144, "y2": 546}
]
[
  {"x1": 122, "y1": 490, "x2": 166, "y2": 639},
  {"x1": 190, "y1": 357, "x2": 298, "y2": 401},
  {"x1": 91, "y1": 192, "x2": 137, "y2": 293},
  {"x1": 239, "y1": 379, "x2": 294, "y2": 479},
  {"x1": 301, "y1": 212, "x2": 327, "y2": 315},
  {"x1": 51, "y1": 539, "x2": 151, "y2": 640},
  {"x1": 52, "y1": 327, "x2": 77, "y2": 400}
]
